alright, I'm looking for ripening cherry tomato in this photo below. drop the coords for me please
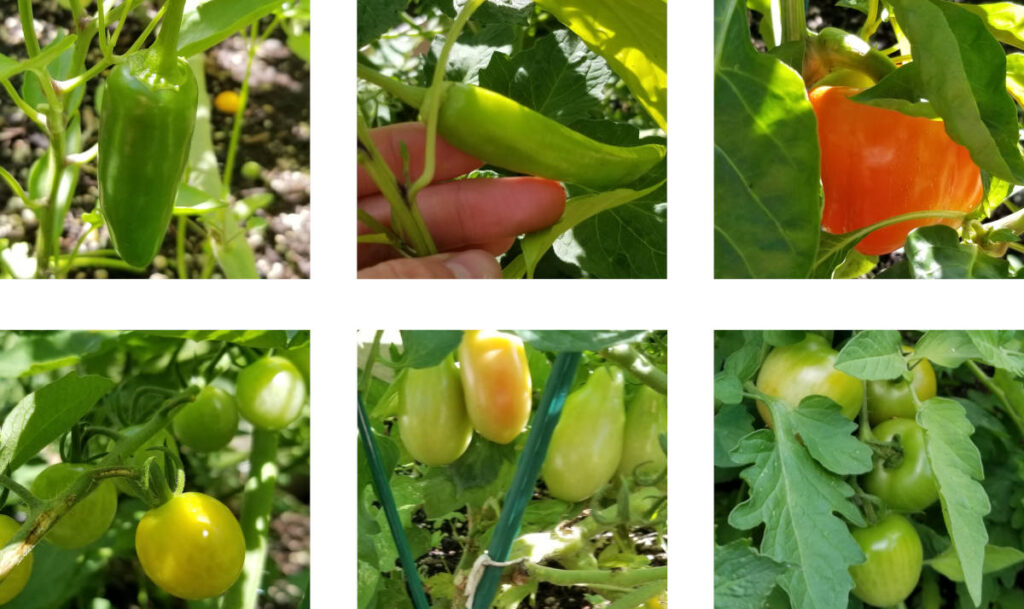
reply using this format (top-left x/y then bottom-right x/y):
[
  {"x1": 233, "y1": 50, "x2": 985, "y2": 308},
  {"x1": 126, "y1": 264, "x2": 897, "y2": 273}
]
[
  {"x1": 617, "y1": 385, "x2": 667, "y2": 480},
  {"x1": 31, "y1": 463, "x2": 118, "y2": 549},
  {"x1": 866, "y1": 351, "x2": 936, "y2": 424},
  {"x1": 0, "y1": 515, "x2": 31, "y2": 604},
  {"x1": 398, "y1": 356, "x2": 473, "y2": 466},
  {"x1": 458, "y1": 330, "x2": 532, "y2": 444},
  {"x1": 849, "y1": 514, "x2": 923, "y2": 607},
  {"x1": 862, "y1": 418, "x2": 938, "y2": 512},
  {"x1": 542, "y1": 366, "x2": 625, "y2": 502},
  {"x1": 214, "y1": 90, "x2": 241, "y2": 114},
  {"x1": 135, "y1": 492, "x2": 245, "y2": 600},
  {"x1": 755, "y1": 334, "x2": 862, "y2": 426},
  {"x1": 811, "y1": 85, "x2": 983, "y2": 255},
  {"x1": 236, "y1": 356, "x2": 307, "y2": 430},
  {"x1": 173, "y1": 386, "x2": 240, "y2": 452}
]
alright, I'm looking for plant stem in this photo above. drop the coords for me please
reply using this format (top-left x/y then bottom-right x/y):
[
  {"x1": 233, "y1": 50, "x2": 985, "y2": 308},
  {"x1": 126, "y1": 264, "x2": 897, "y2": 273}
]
[
  {"x1": 600, "y1": 343, "x2": 667, "y2": 395},
  {"x1": 154, "y1": 0, "x2": 187, "y2": 76},
  {"x1": 17, "y1": 0, "x2": 41, "y2": 57}
]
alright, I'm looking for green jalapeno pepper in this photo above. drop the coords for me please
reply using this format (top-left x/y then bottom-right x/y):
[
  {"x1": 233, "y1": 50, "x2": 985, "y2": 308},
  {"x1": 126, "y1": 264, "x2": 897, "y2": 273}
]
[
  {"x1": 98, "y1": 0, "x2": 197, "y2": 267},
  {"x1": 358, "y1": 65, "x2": 666, "y2": 189}
]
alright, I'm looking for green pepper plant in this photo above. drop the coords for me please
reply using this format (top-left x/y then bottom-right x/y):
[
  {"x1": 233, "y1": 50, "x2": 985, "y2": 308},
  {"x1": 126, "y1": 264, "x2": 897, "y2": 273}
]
[
  {"x1": 0, "y1": 330, "x2": 310, "y2": 608},
  {"x1": 715, "y1": 330, "x2": 1024, "y2": 609},
  {"x1": 0, "y1": 0, "x2": 310, "y2": 278},
  {"x1": 357, "y1": 0, "x2": 668, "y2": 279},
  {"x1": 358, "y1": 330, "x2": 668, "y2": 608}
]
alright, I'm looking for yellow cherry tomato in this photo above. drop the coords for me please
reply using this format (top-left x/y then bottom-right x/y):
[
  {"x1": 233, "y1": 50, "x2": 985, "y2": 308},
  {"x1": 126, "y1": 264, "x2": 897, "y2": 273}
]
[
  {"x1": 214, "y1": 90, "x2": 241, "y2": 114},
  {"x1": 0, "y1": 515, "x2": 32, "y2": 604},
  {"x1": 135, "y1": 492, "x2": 245, "y2": 600}
]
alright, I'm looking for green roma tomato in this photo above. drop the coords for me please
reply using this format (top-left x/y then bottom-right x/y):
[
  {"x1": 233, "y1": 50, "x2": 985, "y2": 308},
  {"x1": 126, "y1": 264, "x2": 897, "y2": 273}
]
[
  {"x1": 0, "y1": 515, "x2": 31, "y2": 604},
  {"x1": 135, "y1": 492, "x2": 245, "y2": 600},
  {"x1": 862, "y1": 418, "x2": 938, "y2": 512},
  {"x1": 398, "y1": 356, "x2": 473, "y2": 466},
  {"x1": 236, "y1": 356, "x2": 307, "y2": 430},
  {"x1": 458, "y1": 330, "x2": 532, "y2": 444},
  {"x1": 542, "y1": 366, "x2": 625, "y2": 502},
  {"x1": 850, "y1": 513, "x2": 923, "y2": 607},
  {"x1": 755, "y1": 334, "x2": 862, "y2": 426},
  {"x1": 617, "y1": 385, "x2": 667, "y2": 480},
  {"x1": 114, "y1": 425, "x2": 179, "y2": 495},
  {"x1": 866, "y1": 352, "x2": 936, "y2": 424},
  {"x1": 173, "y1": 386, "x2": 240, "y2": 452},
  {"x1": 30, "y1": 463, "x2": 118, "y2": 549}
]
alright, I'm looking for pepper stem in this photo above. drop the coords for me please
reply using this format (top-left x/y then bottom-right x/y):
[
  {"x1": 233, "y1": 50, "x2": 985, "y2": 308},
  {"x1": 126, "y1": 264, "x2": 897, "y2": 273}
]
[{"x1": 153, "y1": 0, "x2": 188, "y2": 77}]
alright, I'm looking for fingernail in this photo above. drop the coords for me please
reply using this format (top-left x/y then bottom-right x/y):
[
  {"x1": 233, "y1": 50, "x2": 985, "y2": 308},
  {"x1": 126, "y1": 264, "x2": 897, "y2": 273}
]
[{"x1": 444, "y1": 250, "x2": 500, "y2": 279}]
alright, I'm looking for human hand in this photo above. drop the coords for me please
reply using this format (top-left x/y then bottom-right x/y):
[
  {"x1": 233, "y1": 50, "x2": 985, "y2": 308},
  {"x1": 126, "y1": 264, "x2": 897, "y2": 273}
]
[{"x1": 357, "y1": 122, "x2": 566, "y2": 278}]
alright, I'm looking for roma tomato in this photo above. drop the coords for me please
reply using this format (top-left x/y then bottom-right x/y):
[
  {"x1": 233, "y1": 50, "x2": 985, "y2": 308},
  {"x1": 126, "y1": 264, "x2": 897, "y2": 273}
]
[
  {"x1": 135, "y1": 492, "x2": 245, "y2": 600},
  {"x1": 811, "y1": 86, "x2": 983, "y2": 255},
  {"x1": 542, "y1": 366, "x2": 625, "y2": 502},
  {"x1": 458, "y1": 330, "x2": 532, "y2": 445},
  {"x1": 173, "y1": 386, "x2": 240, "y2": 452},
  {"x1": 617, "y1": 385, "x2": 667, "y2": 479},
  {"x1": 866, "y1": 352, "x2": 936, "y2": 424},
  {"x1": 236, "y1": 356, "x2": 307, "y2": 430},
  {"x1": 398, "y1": 356, "x2": 473, "y2": 466},
  {"x1": 862, "y1": 418, "x2": 938, "y2": 512},
  {"x1": 849, "y1": 513, "x2": 923, "y2": 607},
  {"x1": 31, "y1": 463, "x2": 118, "y2": 549},
  {"x1": 755, "y1": 334, "x2": 862, "y2": 426},
  {"x1": 0, "y1": 515, "x2": 31, "y2": 604}
]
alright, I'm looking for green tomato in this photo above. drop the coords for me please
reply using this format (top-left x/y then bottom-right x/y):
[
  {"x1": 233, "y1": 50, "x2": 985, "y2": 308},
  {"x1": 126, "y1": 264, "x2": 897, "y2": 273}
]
[
  {"x1": 281, "y1": 344, "x2": 311, "y2": 387},
  {"x1": 398, "y1": 356, "x2": 473, "y2": 466},
  {"x1": 135, "y1": 492, "x2": 245, "y2": 600},
  {"x1": 236, "y1": 356, "x2": 307, "y2": 430},
  {"x1": 850, "y1": 513, "x2": 923, "y2": 607},
  {"x1": 866, "y1": 352, "x2": 936, "y2": 424},
  {"x1": 173, "y1": 386, "x2": 240, "y2": 452},
  {"x1": 114, "y1": 425, "x2": 179, "y2": 495},
  {"x1": 617, "y1": 385, "x2": 667, "y2": 480},
  {"x1": 755, "y1": 334, "x2": 862, "y2": 426},
  {"x1": 31, "y1": 463, "x2": 118, "y2": 549},
  {"x1": 542, "y1": 366, "x2": 625, "y2": 503},
  {"x1": 862, "y1": 418, "x2": 938, "y2": 512},
  {"x1": 0, "y1": 515, "x2": 31, "y2": 603}
]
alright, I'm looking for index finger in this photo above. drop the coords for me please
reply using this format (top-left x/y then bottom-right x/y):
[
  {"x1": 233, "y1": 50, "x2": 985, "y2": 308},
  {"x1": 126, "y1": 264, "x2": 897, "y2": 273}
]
[{"x1": 357, "y1": 122, "x2": 483, "y2": 197}]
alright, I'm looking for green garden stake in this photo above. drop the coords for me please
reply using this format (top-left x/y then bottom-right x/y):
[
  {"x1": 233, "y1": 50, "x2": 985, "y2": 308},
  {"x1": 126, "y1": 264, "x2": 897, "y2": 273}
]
[
  {"x1": 356, "y1": 394, "x2": 430, "y2": 609},
  {"x1": 471, "y1": 351, "x2": 582, "y2": 609}
]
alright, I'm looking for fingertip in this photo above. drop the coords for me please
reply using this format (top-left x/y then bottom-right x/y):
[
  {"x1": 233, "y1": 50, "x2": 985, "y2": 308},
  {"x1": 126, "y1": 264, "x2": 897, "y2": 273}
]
[{"x1": 358, "y1": 250, "x2": 500, "y2": 279}]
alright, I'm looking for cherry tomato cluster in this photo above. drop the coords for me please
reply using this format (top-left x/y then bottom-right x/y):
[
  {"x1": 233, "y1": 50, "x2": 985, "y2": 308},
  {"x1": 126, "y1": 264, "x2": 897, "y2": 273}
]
[
  {"x1": 398, "y1": 332, "x2": 668, "y2": 504},
  {"x1": 755, "y1": 335, "x2": 940, "y2": 606},
  {"x1": 0, "y1": 352, "x2": 308, "y2": 604}
]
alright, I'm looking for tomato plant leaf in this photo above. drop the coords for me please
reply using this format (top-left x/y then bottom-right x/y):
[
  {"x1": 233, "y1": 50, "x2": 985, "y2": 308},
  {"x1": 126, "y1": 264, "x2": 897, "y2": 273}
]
[
  {"x1": 928, "y1": 544, "x2": 1024, "y2": 581},
  {"x1": 515, "y1": 330, "x2": 647, "y2": 353},
  {"x1": 790, "y1": 397, "x2": 873, "y2": 475},
  {"x1": 0, "y1": 331, "x2": 112, "y2": 378},
  {"x1": 715, "y1": 373, "x2": 744, "y2": 406},
  {"x1": 889, "y1": 0, "x2": 1024, "y2": 184},
  {"x1": 915, "y1": 331, "x2": 984, "y2": 368},
  {"x1": 714, "y1": 540, "x2": 787, "y2": 609},
  {"x1": 714, "y1": 403, "x2": 754, "y2": 468},
  {"x1": 397, "y1": 330, "x2": 463, "y2": 368},
  {"x1": 919, "y1": 396, "x2": 991, "y2": 603},
  {"x1": 714, "y1": 0, "x2": 822, "y2": 279},
  {"x1": 728, "y1": 394, "x2": 866, "y2": 609},
  {"x1": 833, "y1": 330, "x2": 905, "y2": 381},
  {"x1": 0, "y1": 373, "x2": 115, "y2": 473}
]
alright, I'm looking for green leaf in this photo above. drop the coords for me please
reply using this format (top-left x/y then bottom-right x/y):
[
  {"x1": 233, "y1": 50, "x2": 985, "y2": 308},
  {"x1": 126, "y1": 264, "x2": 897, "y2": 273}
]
[
  {"x1": 889, "y1": 0, "x2": 1024, "y2": 184},
  {"x1": 135, "y1": 330, "x2": 305, "y2": 349},
  {"x1": 515, "y1": 330, "x2": 647, "y2": 353},
  {"x1": 919, "y1": 397, "x2": 990, "y2": 603},
  {"x1": 714, "y1": 540, "x2": 786, "y2": 609},
  {"x1": 714, "y1": 403, "x2": 753, "y2": 468},
  {"x1": 714, "y1": 0, "x2": 822, "y2": 278},
  {"x1": 172, "y1": 183, "x2": 228, "y2": 215},
  {"x1": 1007, "y1": 54, "x2": 1024, "y2": 110},
  {"x1": 534, "y1": 0, "x2": 667, "y2": 131},
  {"x1": 833, "y1": 330, "x2": 905, "y2": 381},
  {"x1": 0, "y1": 331, "x2": 112, "y2": 378},
  {"x1": 0, "y1": 373, "x2": 115, "y2": 473},
  {"x1": 902, "y1": 225, "x2": 1011, "y2": 278},
  {"x1": 397, "y1": 331, "x2": 463, "y2": 368},
  {"x1": 959, "y1": 2, "x2": 1024, "y2": 50},
  {"x1": 915, "y1": 330, "x2": 982, "y2": 368},
  {"x1": 178, "y1": 0, "x2": 285, "y2": 57},
  {"x1": 928, "y1": 544, "x2": 1024, "y2": 582},
  {"x1": 728, "y1": 391, "x2": 867, "y2": 609}
]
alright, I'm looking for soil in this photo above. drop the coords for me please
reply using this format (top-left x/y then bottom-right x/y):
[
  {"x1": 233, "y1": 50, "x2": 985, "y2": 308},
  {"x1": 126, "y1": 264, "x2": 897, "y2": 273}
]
[{"x1": 0, "y1": 0, "x2": 309, "y2": 278}]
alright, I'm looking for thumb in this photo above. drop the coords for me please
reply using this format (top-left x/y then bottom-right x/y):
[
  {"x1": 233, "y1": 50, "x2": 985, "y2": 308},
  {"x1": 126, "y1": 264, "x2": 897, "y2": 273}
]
[{"x1": 358, "y1": 250, "x2": 501, "y2": 279}]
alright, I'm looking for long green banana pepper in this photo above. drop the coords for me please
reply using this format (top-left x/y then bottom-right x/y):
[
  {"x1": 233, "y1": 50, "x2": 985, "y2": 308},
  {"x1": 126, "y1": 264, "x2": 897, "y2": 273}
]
[
  {"x1": 98, "y1": 1, "x2": 197, "y2": 267},
  {"x1": 358, "y1": 66, "x2": 666, "y2": 189}
]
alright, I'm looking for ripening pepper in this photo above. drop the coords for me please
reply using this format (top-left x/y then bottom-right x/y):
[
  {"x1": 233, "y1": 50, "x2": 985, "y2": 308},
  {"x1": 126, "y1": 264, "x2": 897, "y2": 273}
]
[
  {"x1": 398, "y1": 355, "x2": 473, "y2": 466},
  {"x1": 99, "y1": 45, "x2": 197, "y2": 267},
  {"x1": 458, "y1": 330, "x2": 532, "y2": 444},
  {"x1": 542, "y1": 366, "x2": 626, "y2": 503}
]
